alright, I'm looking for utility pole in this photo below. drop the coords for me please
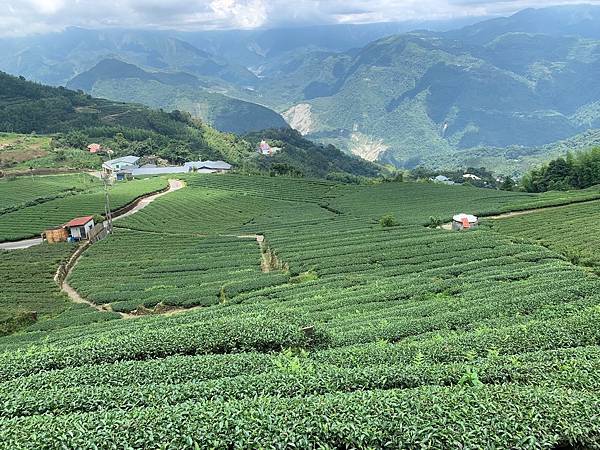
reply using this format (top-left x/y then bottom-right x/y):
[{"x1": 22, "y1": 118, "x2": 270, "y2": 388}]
[{"x1": 102, "y1": 172, "x2": 113, "y2": 233}]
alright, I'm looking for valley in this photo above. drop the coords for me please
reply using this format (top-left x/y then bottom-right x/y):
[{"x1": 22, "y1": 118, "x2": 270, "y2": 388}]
[{"x1": 1, "y1": 3, "x2": 600, "y2": 448}]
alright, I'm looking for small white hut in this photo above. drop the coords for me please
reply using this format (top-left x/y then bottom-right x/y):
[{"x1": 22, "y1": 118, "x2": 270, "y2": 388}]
[{"x1": 452, "y1": 213, "x2": 478, "y2": 231}]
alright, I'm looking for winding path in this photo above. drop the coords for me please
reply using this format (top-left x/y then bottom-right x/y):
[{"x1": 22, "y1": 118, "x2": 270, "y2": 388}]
[
  {"x1": 56, "y1": 179, "x2": 184, "y2": 315},
  {"x1": 0, "y1": 179, "x2": 183, "y2": 251},
  {"x1": 113, "y1": 179, "x2": 184, "y2": 221}
]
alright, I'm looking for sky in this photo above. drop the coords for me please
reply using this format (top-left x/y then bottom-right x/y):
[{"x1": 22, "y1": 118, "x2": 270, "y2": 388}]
[{"x1": 2, "y1": 0, "x2": 600, "y2": 36}]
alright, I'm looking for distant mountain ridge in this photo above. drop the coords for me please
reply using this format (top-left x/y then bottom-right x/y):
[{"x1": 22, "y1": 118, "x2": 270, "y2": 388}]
[
  {"x1": 0, "y1": 71, "x2": 380, "y2": 179},
  {"x1": 66, "y1": 59, "x2": 288, "y2": 134},
  {"x1": 0, "y1": 28, "x2": 257, "y2": 87},
  {"x1": 248, "y1": 5, "x2": 600, "y2": 172},
  {"x1": 1, "y1": 5, "x2": 600, "y2": 174}
]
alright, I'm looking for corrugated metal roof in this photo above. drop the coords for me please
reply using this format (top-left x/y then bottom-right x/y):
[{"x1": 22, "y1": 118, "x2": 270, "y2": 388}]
[
  {"x1": 198, "y1": 160, "x2": 232, "y2": 170},
  {"x1": 104, "y1": 156, "x2": 140, "y2": 169},
  {"x1": 124, "y1": 167, "x2": 190, "y2": 176},
  {"x1": 65, "y1": 216, "x2": 94, "y2": 227},
  {"x1": 453, "y1": 213, "x2": 478, "y2": 223}
]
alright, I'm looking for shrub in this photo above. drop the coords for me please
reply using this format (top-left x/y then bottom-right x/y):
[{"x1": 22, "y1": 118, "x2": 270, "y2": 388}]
[{"x1": 379, "y1": 214, "x2": 399, "y2": 228}]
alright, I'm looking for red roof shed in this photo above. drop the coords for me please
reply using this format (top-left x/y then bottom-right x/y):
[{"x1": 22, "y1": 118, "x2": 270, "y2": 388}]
[{"x1": 64, "y1": 216, "x2": 94, "y2": 227}]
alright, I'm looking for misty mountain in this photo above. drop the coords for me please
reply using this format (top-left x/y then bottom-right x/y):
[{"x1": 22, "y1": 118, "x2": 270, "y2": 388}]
[
  {"x1": 173, "y1": 17, "x2": 487, "y2": 68},
  {"x1": 2, "y1": 4, "x2": 600, "y2": 173},
  {"x1": 0, "y1": 27, "x2": 257, "y2": 87},
  {"x1": 250, "y1": 5, "x2": 600, "y2": 171},
  {"x1": 66, "y1": 59, "x2": 288, "y2": 134}
]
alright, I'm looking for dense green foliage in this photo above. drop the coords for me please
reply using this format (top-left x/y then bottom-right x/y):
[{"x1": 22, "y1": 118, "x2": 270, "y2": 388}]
[
  {"x1": 0, "y1": 177, "x2": 167, "y2": 242},
  {"x1": 1, "y1": 173, "x2": 599, "y2": 446},
  {"x1": 522, "y1": 147, "x2": 600, "y2": 192},
  {"x1": 0, "y1": 71, "x2": 256, "y2": 167},
  {"x1": 245, "y1": 128, "x2": 382, "y2": 178},
  {"x1": 0, "y1": 73, "x2": 381, "y2": 179}
]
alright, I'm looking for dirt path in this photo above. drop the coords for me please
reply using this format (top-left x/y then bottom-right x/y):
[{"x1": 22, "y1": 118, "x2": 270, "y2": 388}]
[
  {"x1": 114, "y1": 179, "x2": 184, "y2": 221},
  {"x1": 0, "y1": 179, "x2": 183, "y2": 251},
  {"x1": 61, "y1": 279, "x2": 134, "y2": 318},
  {"x1": 54, "y1": 179, "x2": 185, "y2": 317},
  {"x1": 484, "y1": 198, "x2": 600, "y2": 220}
]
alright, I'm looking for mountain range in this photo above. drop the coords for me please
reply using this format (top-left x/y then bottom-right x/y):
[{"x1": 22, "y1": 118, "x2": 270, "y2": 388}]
[
  {"x1": 1, "y1": 5, "x2": 600, "y2": 174},
  {"x1": 66, "y1": 59, "x2": 288, "y2": 134},
  {"x1": 0, "y1": 70, "x2": 379, "y2": 179}
]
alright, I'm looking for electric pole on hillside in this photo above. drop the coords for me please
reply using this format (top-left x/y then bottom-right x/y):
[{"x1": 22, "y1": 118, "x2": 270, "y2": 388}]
[{"x1": 102, "y1": 172, "x2": 113, "y2": 233}]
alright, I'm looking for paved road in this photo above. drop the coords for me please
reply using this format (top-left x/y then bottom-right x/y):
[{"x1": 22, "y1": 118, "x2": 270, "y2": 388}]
[{"x1": 0, "y1": 237, "x2": 43, "y2": 251}]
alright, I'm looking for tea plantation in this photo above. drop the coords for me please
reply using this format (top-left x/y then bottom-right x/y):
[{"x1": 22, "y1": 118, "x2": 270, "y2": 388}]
[
  {"x1": 0, "y1": 176, "x2": 168, "y2": 242},
  {"x1": 1, "y1": 174, "x2": 599, "y2": 448},
  {"x1": 489, "y1": 200, "x2": 600, "y2": 275}
]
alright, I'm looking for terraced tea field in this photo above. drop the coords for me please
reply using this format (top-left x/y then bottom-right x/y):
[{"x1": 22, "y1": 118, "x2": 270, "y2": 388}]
[
  {"x1": 489, "y1": 199, "x2": 600, "y2": 274},
  {"x1": 0, "y1": 174, "x2": 97, "y2": 214},
  {"x1": 0, "y1": 177, "x2": 168, "y2": 242},
  {"x1": 1, "y1": 174, "x2": 599, "y2": 448},
  {"x1": 69, "y1": 231, "x2": 287, "y2": 312},
  {"x1": 0, "y1": 243, "x2": 119, "y2": 336}
]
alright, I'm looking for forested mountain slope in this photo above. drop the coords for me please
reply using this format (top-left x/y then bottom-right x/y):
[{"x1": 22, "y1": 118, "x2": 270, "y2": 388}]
[
  {"x1": 253, "y1": 5, "x2": 600, "y2": 171},
  {"x1": 0, "y1": 72, "x2": 379, "y2": 178},
  {"x1": 66, "y1": 59, "x2": 289, "y2": 135}
]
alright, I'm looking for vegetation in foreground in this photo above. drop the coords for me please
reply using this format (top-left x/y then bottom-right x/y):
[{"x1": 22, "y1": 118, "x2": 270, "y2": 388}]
[{"x1": 1, "y1": 173, "x2": 598, "y2": 447}]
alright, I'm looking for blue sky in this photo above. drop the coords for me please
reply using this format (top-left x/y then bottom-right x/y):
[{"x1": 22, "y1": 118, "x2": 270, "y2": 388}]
[{"x1": 2, "y1": 0, "x2": 599, "y2": 35}]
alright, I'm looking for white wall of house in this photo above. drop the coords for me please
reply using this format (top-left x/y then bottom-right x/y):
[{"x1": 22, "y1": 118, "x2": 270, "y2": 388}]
[{"x1": 69, "y1": 220, "x2": 95, "y2": 239}]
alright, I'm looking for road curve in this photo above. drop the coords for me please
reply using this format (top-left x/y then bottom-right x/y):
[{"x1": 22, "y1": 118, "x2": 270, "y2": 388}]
[
  {"x1": 0, "y1": 178, "x2": 184, "y2": 251},
  {"x1": 0, "y1": 237, "x2": 43, "y2": 251},
  {"x1": 114, "y1": 179, "x2": 184, "y2": 221}
]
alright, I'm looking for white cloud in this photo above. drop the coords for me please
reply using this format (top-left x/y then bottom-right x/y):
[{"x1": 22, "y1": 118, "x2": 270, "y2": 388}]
[
  {"x1": 1, "y1": 0, "x2": 599, "y2": 36},
  {"x1": 210, "y1": 0, "x2": 268, "y2": 28}
]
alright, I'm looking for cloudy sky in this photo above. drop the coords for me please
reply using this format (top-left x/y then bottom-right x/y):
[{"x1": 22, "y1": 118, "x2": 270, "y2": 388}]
[{"x1": 2, "y1": 0, "x2": 599, "y2": 36}]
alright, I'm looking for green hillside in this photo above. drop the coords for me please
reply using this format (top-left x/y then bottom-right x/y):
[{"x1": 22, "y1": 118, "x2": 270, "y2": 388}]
[
  {"x1": 67, "y1": 59, "x2": 289, "y2": 134},
  {"x1": 1, "y1": 174, "x2": 599, "y2": 446},
  {"x1": 0, "y1": 72, "x2": 380, "y2": 179},
  {"x1": 236, "y1": 6, "x2": 600, "y2": 171},
  {"x1": 260, "y1": 30, "x2": 600, "y2": 169}
]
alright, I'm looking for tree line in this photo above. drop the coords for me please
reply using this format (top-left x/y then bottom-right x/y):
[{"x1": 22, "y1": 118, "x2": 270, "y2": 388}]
[{"x1": 522, "y1": 147, "x2": 600, "y2": 192}]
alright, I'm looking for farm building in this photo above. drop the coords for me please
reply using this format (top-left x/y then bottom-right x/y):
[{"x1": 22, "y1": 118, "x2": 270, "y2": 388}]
[
  {"x1": 257, "y1": 140, "x2": 281, "y2": 156},
  {"x1": 64, "y1": 216, "x2": 95, "y2": 241},
  {"x1": 113, "y1": 160, "x2": 233, "y2": 180},
  {"x1": 42, "y1": 227, "x2": 69, "y2": 244},
  {"x1": 87, "y1": 143, "x2": 101, "y2": 154},
  {"x1": 117, "y1": 166, "x2": 190, "y2": 179},
  {"x1": 432, "y1": 175, "x2": 455, "y2": 185},
  {"x1": 186, "y1": 160, "x2": 232, "y2": 173},
  {"x1": 452, "y1": 213, "x2": 479, "y2": 231},
  {"x1": 102, "y1": 156, "x2": 140, "y2": 177}
]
